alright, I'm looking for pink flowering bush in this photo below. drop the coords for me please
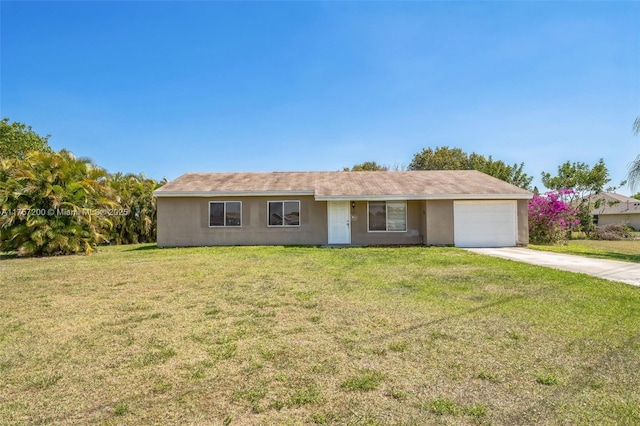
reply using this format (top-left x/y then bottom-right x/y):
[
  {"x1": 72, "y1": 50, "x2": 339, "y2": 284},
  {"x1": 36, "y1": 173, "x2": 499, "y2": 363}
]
[{"x1": 528, "y1": 189, "x2": 580, "y2": 244}]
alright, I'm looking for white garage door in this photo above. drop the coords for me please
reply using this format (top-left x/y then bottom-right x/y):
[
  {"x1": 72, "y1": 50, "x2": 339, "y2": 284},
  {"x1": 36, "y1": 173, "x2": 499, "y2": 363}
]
[{"x1": 454, "y1": 200, "x2": 517, "y2": 248}]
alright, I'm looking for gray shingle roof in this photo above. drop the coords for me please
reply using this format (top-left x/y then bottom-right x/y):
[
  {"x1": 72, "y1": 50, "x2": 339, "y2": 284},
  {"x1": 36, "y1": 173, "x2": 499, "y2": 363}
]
[
  {"x1": 590, "y1": 192, "x2": 640, "y2": 215},
  {"x1": 154, "y1": 170, "x2": 533, "y2": 200}
]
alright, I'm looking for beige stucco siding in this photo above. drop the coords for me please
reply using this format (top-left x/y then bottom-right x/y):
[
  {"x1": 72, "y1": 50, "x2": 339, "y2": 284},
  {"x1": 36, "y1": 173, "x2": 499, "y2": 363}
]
[
  {"x1": 517, "y1": 199, "x2": 529, "y2": 245},
  {"x1": 597, "y1": 214, "x2": 640, "y2": 230},
  {"x1": 157, "y1": 196, "x2": 529, "y2": 247},
  {"x1": 349, "y1": 201, "x2": 423, "y2": 245},
  {"x1": 157, "y1": 196, "x2": 327, "y2": 247},
  {"x1": 425, "y1": 200, "x2": 454, "y2": 245}
]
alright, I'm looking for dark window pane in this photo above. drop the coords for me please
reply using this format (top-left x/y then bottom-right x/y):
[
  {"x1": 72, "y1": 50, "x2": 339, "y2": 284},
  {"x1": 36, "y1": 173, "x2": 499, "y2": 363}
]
[
  {"x1": 284, "y1": 201, "x2": 300, "y2": 225},
  {"x1": 210, "y1": 202, "x2": 224, "y2": 227},
  {"x1": 269, "y1": 202, "x2": 283, "y2": 226},
  {"x1": 368, "y1": 202, "x2": 386, "y2": 231},
  {"x1": 226, "y1": 202, "x2": 241, "y2": 226}
]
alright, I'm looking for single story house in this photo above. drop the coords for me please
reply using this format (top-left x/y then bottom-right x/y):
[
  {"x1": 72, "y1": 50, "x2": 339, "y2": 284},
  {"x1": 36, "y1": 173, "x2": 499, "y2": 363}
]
[
  {"x1": 153, "y1": 170, "x2": 533, "y2": 248},
  {"x1": 590, "y1": 192, "x2": 640, "y2": 230}
]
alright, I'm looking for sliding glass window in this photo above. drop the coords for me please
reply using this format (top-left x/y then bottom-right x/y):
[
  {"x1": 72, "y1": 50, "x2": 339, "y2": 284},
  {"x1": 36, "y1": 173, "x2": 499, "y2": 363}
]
[
  {"x1": 209, "y1": 201, "x2": 242, "y2": 227},
  {"x1": 268, "y1": 201, "x2": 300, "y2": 226},
  {"x1": 368, "y1": 201, "x2": 406, "y2": 232}
]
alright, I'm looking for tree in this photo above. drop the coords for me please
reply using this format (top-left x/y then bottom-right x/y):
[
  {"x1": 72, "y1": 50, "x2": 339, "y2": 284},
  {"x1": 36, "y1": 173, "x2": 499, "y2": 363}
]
[
  {"x1": 0, "y1": 150, "x2": 118, "y2": 256},
  {"x1": 627, "y1": 116, "x2": 640, "y2": 191},
  {"x1": 469, "y1": 154, "x2": 533, "y2": 190},
  {"x1": 343, "y1": 161, "x2": 388, "y2": 171},
  {"x1": 0, "y1": 118, "x2": 167, "y2": 253},
  {"x1": 107, "y1": 173, "x2": 165, "y2": 244},
  {"x1": 541, "y1": 159, "x2": 610, "y2": 236},
  {"x1": 0, "y1": 118, "x2": 51, "y2": 159},
  {"x1": 408, "y1": 146, "x2": 533, "y2": 190},
  {"x1": 408, "y1": 146, "x2": 469, "y2": 170},
  {"x1": 528, "y1": 190, "x2": 580, "y2": 244},
  {"x1": 541, "y1": 159, "x2": 610, "y2": 201}
]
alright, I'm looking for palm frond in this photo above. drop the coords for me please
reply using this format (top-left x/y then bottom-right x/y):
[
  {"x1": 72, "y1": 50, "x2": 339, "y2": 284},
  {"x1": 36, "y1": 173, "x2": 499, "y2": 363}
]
[{"x1": 628, "y1": 154, "x2": 640, "y2": 191}]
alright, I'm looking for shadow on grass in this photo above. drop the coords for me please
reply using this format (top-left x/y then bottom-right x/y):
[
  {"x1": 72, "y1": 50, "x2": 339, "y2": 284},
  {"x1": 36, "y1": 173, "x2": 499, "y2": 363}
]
[
  {"x1": 0, "y1": 252, "x2": 18, "y2": 261},
  {"x1": 532, "y1": 247, "x2": 640, "y2": 264},
  {"x1": 576, "y1": 251, "x2": 640, "y2": 264},
  {"x1": 364, "y1": 293, "x2": 530, "y2": 343},
  {"x1": 126, "y1": 244, "x2": 159, "y2": 252}
]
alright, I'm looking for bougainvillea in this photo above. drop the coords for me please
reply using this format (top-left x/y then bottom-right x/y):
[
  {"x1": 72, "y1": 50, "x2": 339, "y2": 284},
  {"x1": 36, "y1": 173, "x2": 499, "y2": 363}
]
[{"x1": 528, "y1": 189, "x2": 580, "y2": 244}]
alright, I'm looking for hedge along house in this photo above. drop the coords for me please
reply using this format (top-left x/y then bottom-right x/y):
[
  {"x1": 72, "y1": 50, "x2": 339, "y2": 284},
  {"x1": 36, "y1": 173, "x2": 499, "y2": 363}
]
[{"x1": 154, "y1": 170, "x2": 533, "y2": 248}]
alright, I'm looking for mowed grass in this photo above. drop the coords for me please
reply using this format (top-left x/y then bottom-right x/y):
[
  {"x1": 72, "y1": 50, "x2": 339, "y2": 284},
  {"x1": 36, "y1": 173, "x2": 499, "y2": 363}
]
[
  {"x1": 530, "y1": 239, "x2": 640, "y2": 263},
  {"x1": 1, "y1": 245, "x2": 639, "y2": 425}
]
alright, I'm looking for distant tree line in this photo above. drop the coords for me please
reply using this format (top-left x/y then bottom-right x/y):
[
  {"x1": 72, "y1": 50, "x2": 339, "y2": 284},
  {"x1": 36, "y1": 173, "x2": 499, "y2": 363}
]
[
  {"x1": 347, "y1": 146, "x2": 533, "y2": 190},
  {"x1": 0, "y1": 118, "x2": 164, "y2": 256}
]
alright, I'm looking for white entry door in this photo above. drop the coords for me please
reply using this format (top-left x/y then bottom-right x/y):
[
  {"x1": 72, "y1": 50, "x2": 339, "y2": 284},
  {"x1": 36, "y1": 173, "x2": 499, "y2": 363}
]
[{"x1": 327, "y1": 201, "x2": 351, "y2": 244}]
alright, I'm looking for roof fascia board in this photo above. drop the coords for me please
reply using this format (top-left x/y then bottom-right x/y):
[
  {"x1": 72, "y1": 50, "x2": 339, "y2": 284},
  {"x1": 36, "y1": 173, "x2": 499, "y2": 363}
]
[
  {"x1": 315, "y1": 194, "x2": 533, "y2": 201},
  {"x1": 154, "y1": 190, "x2": 316, "y2": 198},
  {"x1": 595, "y1": 211, "x2": 640, "y2": 215},
  {"x1": 155, "y1": 191, "x2": 533, "y2": 200}
]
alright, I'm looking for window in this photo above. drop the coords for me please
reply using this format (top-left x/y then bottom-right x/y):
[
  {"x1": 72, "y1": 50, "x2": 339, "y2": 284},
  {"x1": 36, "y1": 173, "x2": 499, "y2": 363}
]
[
  {"x1": 368, "y1": 201, "x2": 406, "y2": 232},
  {"x1": 268, "y1": 201, "x2": 300, "y2": 226},
  {"x1": 209, "y1": 201, "x2": 242, "y2": 227}
]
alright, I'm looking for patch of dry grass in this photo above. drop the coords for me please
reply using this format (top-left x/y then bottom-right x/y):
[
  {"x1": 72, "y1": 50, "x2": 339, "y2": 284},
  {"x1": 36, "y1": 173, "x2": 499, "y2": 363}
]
[{"x1": 1, "y1": 245, "x2": 639, "y2": 425}]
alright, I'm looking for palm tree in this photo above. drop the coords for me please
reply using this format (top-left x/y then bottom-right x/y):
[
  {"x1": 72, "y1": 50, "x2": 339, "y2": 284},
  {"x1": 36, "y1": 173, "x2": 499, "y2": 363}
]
[
  {"x1": 106, "y1": 173, "x2": 164, "y2": 244},
  {"x1": 628, "y1": 116, "x2": 640, "y2": 191},
  {"x1": 0, "y1": 150, "x2": 118, "y2": 255}
]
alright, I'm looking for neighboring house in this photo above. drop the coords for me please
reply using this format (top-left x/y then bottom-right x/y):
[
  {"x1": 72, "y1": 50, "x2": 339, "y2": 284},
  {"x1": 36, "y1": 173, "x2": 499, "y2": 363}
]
[
  {"x1": 153, "y1": 170, "x2": 533, "y2": 248},
  {"x1": 589, "y1": 192, "x2": 640, "y2": 230}
]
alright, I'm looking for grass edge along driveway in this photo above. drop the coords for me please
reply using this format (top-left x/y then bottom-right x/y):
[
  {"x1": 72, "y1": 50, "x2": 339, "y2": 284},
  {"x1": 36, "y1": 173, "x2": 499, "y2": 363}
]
[
  {"x1": 529, "y1": 239, "x2": 640, "y2": 264},
  {"x1": 1, "y1": 245, "x2": 639, "y2": 425}
]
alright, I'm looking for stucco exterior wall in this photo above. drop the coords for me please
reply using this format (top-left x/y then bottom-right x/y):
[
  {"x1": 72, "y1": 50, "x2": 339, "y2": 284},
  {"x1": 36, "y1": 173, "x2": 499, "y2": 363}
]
[
  {"x1": 516, "y1": 199, "x2": 529, "y2": 245},
  {"x1": 349, "y1": 200, "x2": 423, "y2": 245},
  {"x1": 157, "y1": 196, "x2": 328, "y2": 247},
  {"x1": 597, "y1": 214, "x2": 640, "y2": 230},
  {"x1": 425, "y1": 200, "x2": 454, "y2": 245},
  {"x1": 157, "y1": 196, "x2": 530, "y2": 247}
]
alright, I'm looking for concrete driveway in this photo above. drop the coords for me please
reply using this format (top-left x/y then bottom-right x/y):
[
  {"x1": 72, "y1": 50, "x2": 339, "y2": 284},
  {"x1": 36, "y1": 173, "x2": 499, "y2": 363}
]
[{"x1": 467, "y1": 247, "x2": 640, "y2": 287}]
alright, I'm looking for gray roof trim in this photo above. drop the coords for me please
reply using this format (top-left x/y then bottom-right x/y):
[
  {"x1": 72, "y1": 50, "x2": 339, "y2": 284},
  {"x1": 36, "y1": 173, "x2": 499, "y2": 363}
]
[
  {"x1": 155, "y1": 191, "x2": 532, "y2": 201},
  {"x1": 316, "y1": 194, "x2": 532, "y2": 201},
  {"x1": 154, "y1": 190, "x2": 315, "y2": 198},
  {"x1": 595, "y1": 211, "x2": 640, "y2": 216}
]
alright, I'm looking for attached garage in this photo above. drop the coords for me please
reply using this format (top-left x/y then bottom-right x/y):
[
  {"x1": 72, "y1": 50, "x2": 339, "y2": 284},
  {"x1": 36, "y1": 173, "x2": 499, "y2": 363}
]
[{"x1": 454, "y1": 200, "x2": 517, "y2": 248}]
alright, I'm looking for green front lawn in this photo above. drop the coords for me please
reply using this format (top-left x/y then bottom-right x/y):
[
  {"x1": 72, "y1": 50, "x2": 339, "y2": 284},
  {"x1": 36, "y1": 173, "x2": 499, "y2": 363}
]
[
  {"x1": 530, "y1": 239, "x2": 640, "y2": 263},
  {"x1": 1, "y1": 245, "x2": 639, "y2": 425}
]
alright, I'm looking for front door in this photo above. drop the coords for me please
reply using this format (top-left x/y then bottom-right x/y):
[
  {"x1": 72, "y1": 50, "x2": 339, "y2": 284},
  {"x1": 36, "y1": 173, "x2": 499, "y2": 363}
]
[{"x1": 327, "y1": 201, "x2": 351, "y2": 244}]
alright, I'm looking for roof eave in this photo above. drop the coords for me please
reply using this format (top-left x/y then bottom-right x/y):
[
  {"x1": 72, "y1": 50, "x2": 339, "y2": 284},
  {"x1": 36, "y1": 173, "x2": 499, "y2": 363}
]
[
  {"x1": 316, "y1": 193, "x2": 533, "y2": 201},
  {"x1": 593, "y1": 211, "x2": 640, "y2": 215},
  {"x1": 153, "y1": 190, "x2": 316, "y2": 198},
  {"x1": 154, "y1": 190, "x2": 533, "y2": 200}
]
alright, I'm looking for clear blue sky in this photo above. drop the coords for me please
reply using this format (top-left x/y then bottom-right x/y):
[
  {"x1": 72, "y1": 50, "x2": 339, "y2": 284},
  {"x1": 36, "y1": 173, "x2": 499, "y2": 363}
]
[{"x1": 1, "y1": 1, "x2": 639, "y2": 193}]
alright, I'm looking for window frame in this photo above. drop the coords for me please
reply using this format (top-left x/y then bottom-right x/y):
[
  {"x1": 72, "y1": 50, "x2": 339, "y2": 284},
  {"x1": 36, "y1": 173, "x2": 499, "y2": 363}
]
[
  {"x1": 209, "y1": 201, "x2": 242, "y2": 228},
  {"x1": 367, "y1": 201, "x2": 407, "y2": 232},
  {"x1": 267, "y1": 200, "x2": 301, "y2": 227}
]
